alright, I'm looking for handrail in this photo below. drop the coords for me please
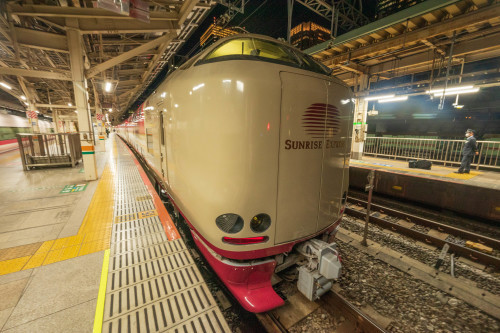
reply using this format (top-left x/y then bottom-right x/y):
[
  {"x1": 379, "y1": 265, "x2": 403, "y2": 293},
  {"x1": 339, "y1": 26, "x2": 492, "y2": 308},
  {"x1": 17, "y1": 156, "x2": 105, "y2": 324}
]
[{"x1": 363, "y1": 137, "x2": 499, "y2": 170}]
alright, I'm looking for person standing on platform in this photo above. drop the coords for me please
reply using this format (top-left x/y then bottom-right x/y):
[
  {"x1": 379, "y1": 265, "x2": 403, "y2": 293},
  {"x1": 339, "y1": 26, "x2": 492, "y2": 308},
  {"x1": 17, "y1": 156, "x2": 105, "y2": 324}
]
[
  {"x1": 105, "y1": 127, "x2": 110, "y2": 138},
  {"x1": 455, "y1": 129, "x2": 478, "y2": 174}
]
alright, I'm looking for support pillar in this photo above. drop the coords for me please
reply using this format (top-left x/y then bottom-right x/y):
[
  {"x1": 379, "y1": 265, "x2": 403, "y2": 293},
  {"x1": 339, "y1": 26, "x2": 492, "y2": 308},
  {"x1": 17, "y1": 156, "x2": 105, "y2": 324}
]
[
  {"x1": 53, "y1": 110, "x2": 59, "y2": 133},
  {"x1": 351, "y1": 74, "x2": 369, "y2": 160},
  {"x1": 26, "y1": 100, "x2": 39, "y2": 134},
  {"x1": 93, "y1": 89, "x2": 106, "y2": 152},
  {"x1": 66, "y1": 19, "x2": 97, "y2": 181}
]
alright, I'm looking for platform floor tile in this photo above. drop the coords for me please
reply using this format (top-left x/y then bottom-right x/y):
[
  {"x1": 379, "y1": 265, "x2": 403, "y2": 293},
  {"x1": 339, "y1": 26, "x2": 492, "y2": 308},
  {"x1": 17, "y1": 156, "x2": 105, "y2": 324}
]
[{"x1": 100, "y1": 139, "x2": 229, "y2": 333}]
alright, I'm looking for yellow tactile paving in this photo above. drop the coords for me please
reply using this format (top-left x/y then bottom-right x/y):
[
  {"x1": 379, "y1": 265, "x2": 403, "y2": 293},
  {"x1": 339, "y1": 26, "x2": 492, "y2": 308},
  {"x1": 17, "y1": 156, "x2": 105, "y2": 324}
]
[
  {"x1": 445, "y1": 171, "x2": 481, "y2": 180},
  {"x1": 0, "y1": 143, "x2": 117, "y2": 276},
  {"x1": 0, "y1": 242, "x2": 43, "y2": 261},
  {"x1": 351, "y1": 160, "x2": 482, "y2": 179},
  {"x1": 0, "y1": 256, "x2": 31, "y2": 275}
]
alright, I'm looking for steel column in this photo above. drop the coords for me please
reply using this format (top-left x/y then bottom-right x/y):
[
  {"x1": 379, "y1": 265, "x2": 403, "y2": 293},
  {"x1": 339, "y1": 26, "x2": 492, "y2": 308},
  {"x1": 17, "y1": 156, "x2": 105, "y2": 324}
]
[
  {"x1": 66, "y1": 18, "x2": 97, "y2": 180},
  {"x1": 352, "y1": 74, "x2": 369, "y2": 160}
]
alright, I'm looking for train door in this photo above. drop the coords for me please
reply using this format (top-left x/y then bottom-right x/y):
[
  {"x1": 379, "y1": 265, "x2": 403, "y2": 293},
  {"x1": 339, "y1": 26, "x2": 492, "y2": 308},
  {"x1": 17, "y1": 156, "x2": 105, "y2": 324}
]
[
  {"x1": 275, "y1": 72, "x2": 328, "y2": 244},
  {"x1": 160, "y1": 111, "x2": 169, "y2": 184},
  {"x1": 316, "y1": 81, "x2": 351, "y2": 231}
]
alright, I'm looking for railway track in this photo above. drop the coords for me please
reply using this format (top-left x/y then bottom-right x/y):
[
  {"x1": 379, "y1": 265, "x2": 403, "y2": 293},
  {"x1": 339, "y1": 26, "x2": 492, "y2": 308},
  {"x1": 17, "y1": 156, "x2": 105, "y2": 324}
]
[
  {"x1": 256, "y1": 290, "x2": 388, "y2": 333},
  {"x1": 345, "y1": 196, "x2": 500, "y2": 269}
]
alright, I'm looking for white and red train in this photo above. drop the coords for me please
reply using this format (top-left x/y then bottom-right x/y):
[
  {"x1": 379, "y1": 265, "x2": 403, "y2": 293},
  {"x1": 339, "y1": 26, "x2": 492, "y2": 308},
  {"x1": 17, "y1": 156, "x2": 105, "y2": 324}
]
[
  {"x1": 117, "y1": 34, "x2": 353, "y2": 313},
  {"x1": 0, "y1": 112, "x2": 53, "y2": 153}
]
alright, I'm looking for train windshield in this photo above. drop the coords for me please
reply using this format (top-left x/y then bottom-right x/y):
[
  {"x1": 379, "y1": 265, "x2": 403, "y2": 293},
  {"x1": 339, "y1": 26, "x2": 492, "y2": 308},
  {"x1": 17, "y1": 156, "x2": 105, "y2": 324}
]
[{"x1": 197, "y1": 37, "x2": 331, "y2": 76}]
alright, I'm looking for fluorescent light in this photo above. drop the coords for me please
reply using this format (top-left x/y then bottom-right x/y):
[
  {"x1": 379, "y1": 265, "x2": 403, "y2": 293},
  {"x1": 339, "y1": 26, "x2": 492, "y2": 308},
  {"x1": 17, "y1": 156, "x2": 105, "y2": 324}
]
[
  {"x1": 340, "y1": 99, "x2": 351, "y2": 105},
  {"x1": 364, "y1": 94, "x2": 394, "y2": 101},
  {"x1": 433, "y1": 88, "x2": 479, "y2": 97},
  {"x1": 105, "y1": 81, "x2": 112, "y2": 92},
  {"x1": 68, "y1": 103, "x2": 72, "y2": 106},
  {"x1": 160, "y1": 92, "x2": 166, "y2": 98},
  {"x1": 35, "y1": 110, "x2": 39, "y2": 113},
  {"x1": 426, "y1": 85, "x2": 473, "y2": 94},
  {"x1": 24, "y1": 101, "x2": 29, "y2": 106},
  {"x1": 21, "y1": 95, "x2": 26, "y2": 100},
  {"x1": 379, "y1": 96, "x2": 408, "y2": 103},
  {"x1": 108, "y1": 108, "x2": 112, "y2": 112},
  {"x1": 222, "y1": 79, "x2": 231, "y2": 83},
  {"x1": 0, "y1": 82, "x2": 12, "y2": 90}
]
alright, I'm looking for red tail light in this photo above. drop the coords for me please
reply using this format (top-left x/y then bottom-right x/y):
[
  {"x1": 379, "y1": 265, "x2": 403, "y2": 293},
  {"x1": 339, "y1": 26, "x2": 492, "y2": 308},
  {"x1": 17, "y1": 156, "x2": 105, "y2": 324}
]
[{"x1": 222, "y1": 236, "x2": 268, "y2": 245}]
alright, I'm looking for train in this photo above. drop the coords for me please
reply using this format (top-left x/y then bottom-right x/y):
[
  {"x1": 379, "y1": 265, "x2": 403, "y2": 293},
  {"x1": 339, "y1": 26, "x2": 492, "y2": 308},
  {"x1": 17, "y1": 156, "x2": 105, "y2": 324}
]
[
  {"x1": 0, "y1": 110, "x2": 53, "y2": 153},
  {"x1": 117, "y1": 34, "x2": 353, "y2": 313}
]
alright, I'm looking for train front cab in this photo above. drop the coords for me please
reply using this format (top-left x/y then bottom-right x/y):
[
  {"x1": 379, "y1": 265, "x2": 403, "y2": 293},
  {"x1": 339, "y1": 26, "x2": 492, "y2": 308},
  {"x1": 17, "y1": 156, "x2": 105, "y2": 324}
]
[{"x1": 119, "y1": 35, "x2": 353, "y2": 313}]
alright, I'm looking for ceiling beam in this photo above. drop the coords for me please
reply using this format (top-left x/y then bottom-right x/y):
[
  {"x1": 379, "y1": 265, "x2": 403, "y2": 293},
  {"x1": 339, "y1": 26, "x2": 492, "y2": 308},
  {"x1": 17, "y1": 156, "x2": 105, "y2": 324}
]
[
  {"x1": 368, "y1": 33, "x2": 500, "y2": 75},
  {"x1": 178, "y1": 0, "x2": 198, "y2": 26},
  {"x1": 8, "y1": 4, "x2": 178, "y2": 20},
  {"x1": 322, "y1": 3, "x2": 500, "y2": 67},
  {"x1": 14, "y1": 27, "x2": 68, "y2": 53},
  {"x1": 307, "y1": 0, "x2": 462, "y2": 55},
  {"x1": 337, "y1": 62, "x2": 369, "y2": 75},
  {"x1": 0, "y1": 67, "x2": 72, "y2": 80},
  {"x1": 86, "y1": 33, "x2": 176, "y2": 79},
  {"x1": 77, "y1": 19, "x2": 179, "y2": 34}
]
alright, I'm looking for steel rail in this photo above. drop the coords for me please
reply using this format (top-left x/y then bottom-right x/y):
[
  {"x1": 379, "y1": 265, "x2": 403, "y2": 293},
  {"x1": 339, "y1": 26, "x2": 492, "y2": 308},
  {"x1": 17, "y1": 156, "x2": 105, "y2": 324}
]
[
  {"x1": 344, "y1": 207, "x2": 500, "y2": 268},
  {"x1": 347, "y1": 196, "x2": 500, "y2": 250},
  {"x1": 320, "y1": 290, "x2": 388, "y2": 333},
  {"x1": 256, "y1": 313, "x2": 288, "y2": 333},
  {"x1": 256, "y1": 290, "x2": 388, "y2": 333}
]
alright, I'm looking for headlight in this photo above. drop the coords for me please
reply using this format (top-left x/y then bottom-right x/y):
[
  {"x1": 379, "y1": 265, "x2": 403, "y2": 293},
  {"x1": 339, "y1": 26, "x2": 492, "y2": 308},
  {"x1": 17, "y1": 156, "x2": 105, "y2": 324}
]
[
  {"x1": 215, "y1": 214, "x2": 244, "y2": 233},
  {"x1": 250, "y1": 213, "x2": 271, "y2": 233}
]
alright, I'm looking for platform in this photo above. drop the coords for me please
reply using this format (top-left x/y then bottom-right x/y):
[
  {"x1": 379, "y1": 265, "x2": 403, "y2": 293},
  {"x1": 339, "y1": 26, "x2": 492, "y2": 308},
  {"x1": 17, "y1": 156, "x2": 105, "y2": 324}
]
[
  {"x1": 352, "y1": 156, "x2": 500, "y2": 190},
  {"x1": 350, "y1": 156, "x2": 500, "y2": 221},
  {"x1": 0, "y1": 135, "x2": 229, "y2": 332}
]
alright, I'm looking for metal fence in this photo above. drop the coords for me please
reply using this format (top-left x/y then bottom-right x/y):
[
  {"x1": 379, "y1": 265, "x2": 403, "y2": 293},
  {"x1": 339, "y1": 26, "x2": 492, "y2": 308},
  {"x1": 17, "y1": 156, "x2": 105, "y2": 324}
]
[
  {"x1": 16, "y1": 133, "x2": 82, "y2": 171},
  {"x1": 363, "y1": 137, "x2": 500, "y2": 170}
]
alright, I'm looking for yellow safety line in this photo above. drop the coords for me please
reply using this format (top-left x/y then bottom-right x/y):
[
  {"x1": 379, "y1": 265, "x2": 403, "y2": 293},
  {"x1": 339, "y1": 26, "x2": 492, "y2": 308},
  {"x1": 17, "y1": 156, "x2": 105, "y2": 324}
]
[
  {"x1": 93, "y1": 249, "x2": 110, "y2": 333},
  {"x1": 0, "y1": 144, "x2": 115, "y2": 276},
  {"x1": 351, "y1": 160, "x2": 481, "y2": 179}
]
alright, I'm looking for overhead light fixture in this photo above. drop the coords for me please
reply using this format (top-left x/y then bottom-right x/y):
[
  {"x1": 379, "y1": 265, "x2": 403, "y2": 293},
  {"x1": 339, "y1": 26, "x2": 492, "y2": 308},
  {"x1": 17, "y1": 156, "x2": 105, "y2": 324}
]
[
  {"x1": 68, "y1": 102, "x2": 72, "y2": 107},
  {"x1": 160, "y1": 92, "x2": 166, "y2": 98},
  {"x1": 365, "y1": 94, "x2": 394, "y2": 101},
  {"x1": 379, "y1": 96, "x2": 408, "y2": 103},
  {"x1": 108, "y1": 108, "x2": 112, "y2": 112},
  {"x1": 35, "y1": 110, "x2": 39, "y2": 113},
  {"x1": 21, "y1": 95, "x2": 26, "y2": 100},
  {"x1": 23, "y1": 101, "x2": 29, "y2": 106},
  {"x1": 433, "y1": 88, "x2": 479, "y2": 97},
  {"x1": 426, "y1": 85, "x2": 474, "y2": 94},
  {"x1": 105, "y1": 81, "x2": 112, "y2": 92},
  {"x1": 0, "y1": 82, "x2": 12, "y2": 90},
  {"x1": 453, "y1": 104, "x2": 464, "y2": 109}
]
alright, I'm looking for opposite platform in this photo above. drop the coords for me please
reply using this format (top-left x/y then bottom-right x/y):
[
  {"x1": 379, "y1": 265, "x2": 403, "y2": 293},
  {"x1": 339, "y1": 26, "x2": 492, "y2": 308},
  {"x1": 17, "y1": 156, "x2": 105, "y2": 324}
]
[{"x1": 350, "y1": 156, "x2": 499, "y2": 222}]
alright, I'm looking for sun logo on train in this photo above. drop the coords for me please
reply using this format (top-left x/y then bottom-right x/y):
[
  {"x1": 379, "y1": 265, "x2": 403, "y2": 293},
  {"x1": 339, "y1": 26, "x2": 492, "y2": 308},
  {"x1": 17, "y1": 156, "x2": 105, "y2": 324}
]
[{"x1": 302, "y1": 103, "x2": 340, "y2": 138}]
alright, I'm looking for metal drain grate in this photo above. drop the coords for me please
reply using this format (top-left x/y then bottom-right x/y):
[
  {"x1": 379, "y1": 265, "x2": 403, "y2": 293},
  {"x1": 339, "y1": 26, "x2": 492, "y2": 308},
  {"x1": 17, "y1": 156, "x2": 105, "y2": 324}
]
[{"x1": 102, "y1": 140, "x2": 230, "y2": 332}]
